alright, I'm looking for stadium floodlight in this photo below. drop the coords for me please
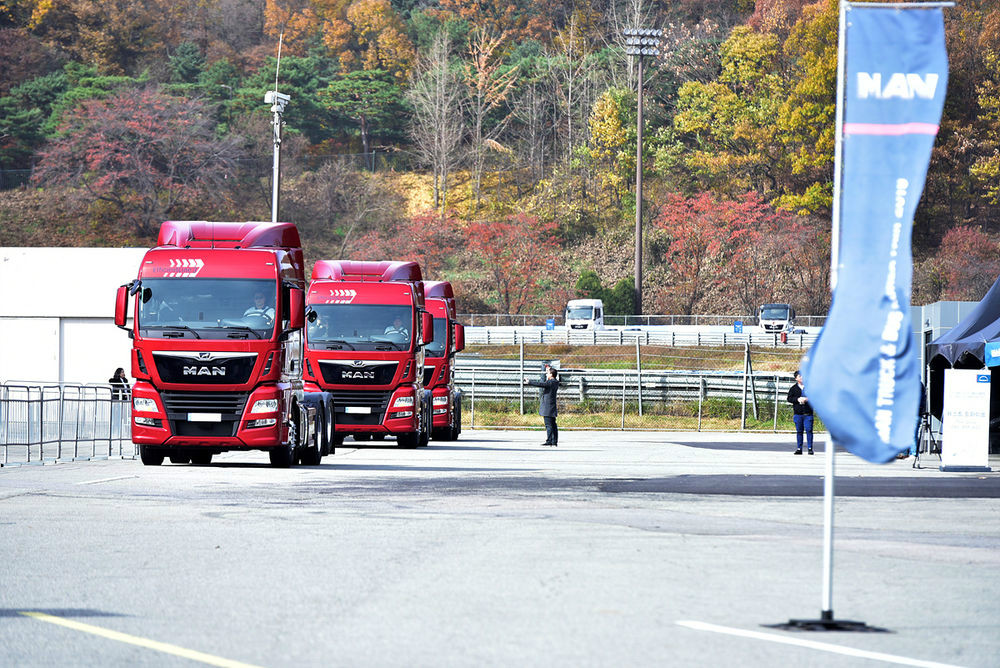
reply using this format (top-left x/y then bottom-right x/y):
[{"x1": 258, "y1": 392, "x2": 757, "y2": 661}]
[{"x1": 622, "y1": 27, "x2": 662, "y2": 316}]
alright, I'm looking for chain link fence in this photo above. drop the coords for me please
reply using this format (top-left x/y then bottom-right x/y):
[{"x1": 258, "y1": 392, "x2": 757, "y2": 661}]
[
  {"x1": 456, "y1": 342, "x2": 823, "y2": 433},
  {"x1": 1, "y1": 383, "x2": 134, "y2": 466}
]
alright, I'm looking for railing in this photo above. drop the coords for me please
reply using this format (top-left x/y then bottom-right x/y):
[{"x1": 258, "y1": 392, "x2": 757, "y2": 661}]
[
  {"x1": 462, "y1": 328, "x2": 819, "y2": 349},
  {"x1": 0, "y1": 382, "x2": 134, "y2": 466},
  {"x1": 459, "y1": 313, "x2": 828, "y2": 328}
]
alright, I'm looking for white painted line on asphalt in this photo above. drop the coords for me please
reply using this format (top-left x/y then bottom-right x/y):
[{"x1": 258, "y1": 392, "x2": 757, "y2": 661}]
[
  {"x1": 75, "y1": 475, "x2": 138, "y2": 485},
  {"x1": 676, "y1": 620, "x2": 967, "y2": 668},
  {"x1": 21, "y1": 611, "x2": 264, "y2": 668}
]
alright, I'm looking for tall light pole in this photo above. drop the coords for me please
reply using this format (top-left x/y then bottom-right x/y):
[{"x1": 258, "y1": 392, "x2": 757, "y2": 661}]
[
  {"x1": 623, "y1": 28, "x2": 661, "y2": 316},
  {"x1": 264, "y1": 90, "x2": 290, "y2": 224}
]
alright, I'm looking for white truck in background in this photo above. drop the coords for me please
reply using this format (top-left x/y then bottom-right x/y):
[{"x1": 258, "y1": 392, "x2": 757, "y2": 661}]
[
  {"x1": 565, "y1": 299, "x2": 605, "y2": 330},
  {"x1": 758, "y1": 303, "x2": 796, "y2": 333}
]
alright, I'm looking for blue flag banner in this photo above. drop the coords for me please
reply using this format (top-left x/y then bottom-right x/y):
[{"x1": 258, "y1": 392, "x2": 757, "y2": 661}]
[{"x1": 801, "y1": 6, "x2": 948, "y2": 463}]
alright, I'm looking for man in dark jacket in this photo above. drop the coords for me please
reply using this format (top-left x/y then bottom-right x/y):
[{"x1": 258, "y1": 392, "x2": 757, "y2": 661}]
[
  {"x1": 525, "y1": 366, "x2": 560, "y2": 446},
  {"x1": 787, "y1": 369, "x2": 813, "y2": 455}
]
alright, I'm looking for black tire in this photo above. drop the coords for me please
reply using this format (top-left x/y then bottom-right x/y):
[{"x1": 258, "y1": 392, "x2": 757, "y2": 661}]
[
  {"x1": 451, "y1": 401, "x2": 462, "y2": 440},
  {"x1": 269, "y1": 413, "x2": 297, "y2": 468},
  {"x1": 316, "y1": 403, "x2": 330, "y2": 457},
  {"x1": 397, "y1": 431, "x2": 418, "y2": 448},
  {"x1": 300, "y1": 414, "x2": 323, "y2": 466},
  {"x1": 191, "y1": 452, "x2": 213, "y2": 466},
  {"x1": 169, "y1": 454, "x2": 191, "y2": 464},
  {"x1": 139, "y1": 445, "x2": 164, "y2": 466}
]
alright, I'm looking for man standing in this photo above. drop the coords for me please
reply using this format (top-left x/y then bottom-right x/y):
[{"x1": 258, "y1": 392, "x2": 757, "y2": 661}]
[
  {"x1": 525, "y1": 366, "x2": 560, "y2": 446},
  {"x1": 787, "y1": 369, "x2": 814, "y2": 455}
]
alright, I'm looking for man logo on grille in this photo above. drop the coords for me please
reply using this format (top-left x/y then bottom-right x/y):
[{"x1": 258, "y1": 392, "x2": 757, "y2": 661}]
[{"x1": 184, "y1": 366, "x2": 226, "y2": 376}]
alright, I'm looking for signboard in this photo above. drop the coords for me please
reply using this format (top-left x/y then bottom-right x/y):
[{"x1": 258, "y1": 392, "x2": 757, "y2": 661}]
[
  {"x1": 940, "y1": 369, "x2": 992, "y2": 472},
  {"x1": 733, "y1": 321, "x2": 743, "y2": 334},
  {"x1": 984, "y1": 341, "x2": 1000, "y2": 367},
  {"x1": 546, "y1": 318, "x2": 555, "y2": 331}
]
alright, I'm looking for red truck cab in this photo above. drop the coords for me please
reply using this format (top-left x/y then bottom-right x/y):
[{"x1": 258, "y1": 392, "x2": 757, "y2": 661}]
[
  {"x1": 115, "y1": 221, "x2": 334, "y2": 467},
  {"x1": 304, "y1": 261, "x2": 434, "y2": 448},
  {"x1": 423, "y1": 281, "x2": 465, "y2": 440}
]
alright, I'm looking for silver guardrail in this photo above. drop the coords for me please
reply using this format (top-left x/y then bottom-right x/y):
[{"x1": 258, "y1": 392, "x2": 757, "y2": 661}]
[
  {"x1": 459, "y1": 313, "x2": 828, "y2": 328},
  {"x1": 463, "y1": 328, "x2": 818, "y2": 349},
  {"x1": 1, "y1": 382, "x2": 135, "y2": 466}
]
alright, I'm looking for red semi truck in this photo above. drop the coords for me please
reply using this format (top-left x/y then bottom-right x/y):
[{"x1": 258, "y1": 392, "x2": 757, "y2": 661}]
[
  {"x1": 303, "y1": 260, "x2": 434, "y2": 448},
  {"x1": 423, "y1": 281, "x2": 465, "y2": 440},
  {"x1": 114, "y1": 221, "x2": 334, "y2": 467}
]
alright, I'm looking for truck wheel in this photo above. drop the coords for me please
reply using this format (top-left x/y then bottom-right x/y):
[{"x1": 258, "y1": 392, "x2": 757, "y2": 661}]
[
  {"x1": 269, "y1": 415, "x2": 298, "y2": 468},
  {"x1": 315, "y1": 402, "x2": 330, "y2": 456},
  {"x1": 451, "y1": 402, "x2": 462, "y2": 440},
  {"x1": 140, "y1": 445, "x2": 164, "y2": 466},
  {"x1": 300, "y1": 415, "x2": 323, "y2": 466},
  {"x1": 169, "y1": 454, "x2": 191, "y2": 464},
  {"x1": 191, "y1": 452, "x2": 213, "y2": 466}
]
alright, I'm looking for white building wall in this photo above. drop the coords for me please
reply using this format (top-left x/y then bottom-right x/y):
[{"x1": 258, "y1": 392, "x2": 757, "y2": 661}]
[{"x1": 1, "y1": 247, "x2": 147, "y2": 385}]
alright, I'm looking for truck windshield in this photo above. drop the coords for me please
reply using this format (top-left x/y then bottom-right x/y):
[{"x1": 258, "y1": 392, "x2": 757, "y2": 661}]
[
  {"x1": 137, "y1": 278, "x2": 277, "y2": 339},
  {"x1": 308, "y1": 304, "x2": 412, "y2": 351},
  {"x1": 566, "y1": 306, "x2": 594, "y2": 320},
  {"x1": 425, "y1": 317, "x2": 448, "y2": 358},
  {"x1": 760, "y1": 306, "x2": 791, "y2": 320}
]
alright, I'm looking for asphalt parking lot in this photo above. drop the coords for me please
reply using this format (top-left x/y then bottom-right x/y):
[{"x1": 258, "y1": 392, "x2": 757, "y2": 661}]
[{"x1": 1, "y1": 430, "x2": 998, "y2": 667}]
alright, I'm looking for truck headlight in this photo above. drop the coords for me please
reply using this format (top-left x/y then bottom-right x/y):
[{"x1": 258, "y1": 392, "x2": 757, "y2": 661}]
[
  {"x1": 392, "y1": 396, "x2": 414, "y2": 408},
  {"x1": 133, "y1": 397, "x2": 157, "y2": 412},
  {"x1": 251, "y1": 399, "x2": 279, "y2": 414},
  {"x1": 432, "y1": 396, "x2": 448, "y2": 406}
]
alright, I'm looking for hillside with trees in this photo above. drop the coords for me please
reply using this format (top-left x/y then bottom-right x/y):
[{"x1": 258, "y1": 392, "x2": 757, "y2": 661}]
[{"x1": 2, "y1": 0, "x2": 999, "y2": 315}]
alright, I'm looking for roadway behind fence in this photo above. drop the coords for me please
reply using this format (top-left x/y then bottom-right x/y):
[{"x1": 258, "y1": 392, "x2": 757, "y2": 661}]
[
  {"x1": 454, "y1": 342, "x2": 818, "y2": 433},
  {"x1": 1, "y1": 382, "x2": 134, "y2": 466}
]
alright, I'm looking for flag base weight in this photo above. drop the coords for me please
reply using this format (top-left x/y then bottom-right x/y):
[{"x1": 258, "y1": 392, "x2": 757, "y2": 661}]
[{"x1": 765, "y1": 611, "x2": 889, "y2": 633}]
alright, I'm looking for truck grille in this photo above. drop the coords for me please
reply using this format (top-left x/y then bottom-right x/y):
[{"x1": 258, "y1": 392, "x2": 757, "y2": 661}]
[
  {"x1": 160, "y1": 390, "x2": 249, "y2": 437},
  {"x1": 153, "y1": 353, "x2": 257, "y2": 384},
  {"x1": 328, "y1": 390, "x2": 392, "y2": 426},
  {"x1": 319, "y1": 360, "x2": 398, "y2": 385}
]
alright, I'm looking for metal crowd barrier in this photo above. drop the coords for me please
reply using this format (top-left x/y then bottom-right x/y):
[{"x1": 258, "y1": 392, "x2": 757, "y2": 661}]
[{"x1": 0, "y1": 382, "x2": 135, "y2": 466}]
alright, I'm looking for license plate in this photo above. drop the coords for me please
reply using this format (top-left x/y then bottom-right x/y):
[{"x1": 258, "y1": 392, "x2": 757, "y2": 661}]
[
  {"x1": 345, "y1": 406, "x2": 371, "y2": 414},
  {"x1": 188, "y1": 413, "x2": 222, "y2": 422}
]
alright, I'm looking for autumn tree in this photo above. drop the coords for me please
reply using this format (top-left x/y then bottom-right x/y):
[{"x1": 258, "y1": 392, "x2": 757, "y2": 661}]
[
  {"x1": 406, "y1": 29, "x2": 466, "y2": 210},
  {"x1": 927, "y1": 226, "x2": 1000, "y2": 302},
  {"x1": 463, "y1": 27, "x2": 517, "y2": 211},
  {"x1": 33, "y1": 86, "x2": 243, "y2": 235},
  {"x1": 352, "y1": 209, "x2": 463, "y2": 279},
  {"x1": 465, "y1": 212, "x2": 561, "y2": 316}
]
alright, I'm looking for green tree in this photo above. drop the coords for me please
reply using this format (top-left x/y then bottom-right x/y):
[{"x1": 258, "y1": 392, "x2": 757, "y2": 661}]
[
  {"x1": 169, "y1": 42, "x2": 205, "y2": 84},
  {"x1": 575, "y1": 270, "x2": 604, "y2": 299},
  {"x1": 320, "y1": 68, "x2": 407, "y2": 154},
  {"x1": 234, "y1": 55, "x2": 335, "y2": 145}
]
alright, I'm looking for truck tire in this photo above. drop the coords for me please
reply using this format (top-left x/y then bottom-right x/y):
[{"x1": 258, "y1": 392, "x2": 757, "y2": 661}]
[
  {"x1": 269, "y1": 413, "x2": 298, "y2": 468},
  {"x1": 140, "y1": 445, "x2": 164, "y2": 466},
  {"x1": 191, "y1": 452, "x2": 213, "y2": 466},
  {"x1": 300, "y1": 414, "x2": 323, "y2": 466},
  {"x1": 169, "y1": 454, "x2": 191, "y2": 464},
  {"x1": 450, "y1": 401, "x2": 462, "y2": 441}
]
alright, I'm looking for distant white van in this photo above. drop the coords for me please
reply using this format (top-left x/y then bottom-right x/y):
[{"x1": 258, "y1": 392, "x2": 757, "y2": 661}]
[
  {"x1": 758, "y1": 303, "x2": 796, "y2": 333},
  {"x1": 565, "y1": 299, "x2": 605, "y2": 330}
]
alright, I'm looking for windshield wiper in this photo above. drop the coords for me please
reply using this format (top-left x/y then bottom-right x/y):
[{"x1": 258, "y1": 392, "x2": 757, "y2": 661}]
[
  {"x1": 321, "y1": 339, "x2": 355, "y2": 350},
  {"x1": 223, "y1": 325, "x2": 262, "y2": 339},
  {"x1": 375, "y1": 342, "x2": 404, "y2": 351},
  {"x1": 146, "y1": 325, "x2": 202, "y2": 339}
]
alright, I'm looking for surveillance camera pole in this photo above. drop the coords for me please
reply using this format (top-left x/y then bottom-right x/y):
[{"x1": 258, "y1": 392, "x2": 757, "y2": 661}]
[{"x1": 266, "y1": 91, "x2": 290, "y2": 223}]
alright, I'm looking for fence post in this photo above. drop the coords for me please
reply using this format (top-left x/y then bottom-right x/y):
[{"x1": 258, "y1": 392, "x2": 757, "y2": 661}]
[
  {"x1": 697, "y1": 375, "x2": 704, "y2": 431},
  {"x1": 741, "y1": 345, "x2": 749, "y2": 430},
  {"x1": 519, "y1": 339, "x2": 525, "y2": 416},
  {"x1": 635, "y1": 339, "x2": 643, "y2": 417},
  {"x1": 773, "y1": 374, "x2": 779, "y2": 432},
  {"x1": 621, "y1": 371, "x2": 626, "y2": 430},
  {"x1": 471, "y1": 370, "x2": 476, "y2": 428},
  {"x1": 57, "y1": 385, "x2": 65, "y2": 460}
]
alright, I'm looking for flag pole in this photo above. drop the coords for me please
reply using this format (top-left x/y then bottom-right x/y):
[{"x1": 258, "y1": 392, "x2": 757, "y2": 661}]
[{"x1": 771, "y1": 1, "x2": 872, "y2": 631}]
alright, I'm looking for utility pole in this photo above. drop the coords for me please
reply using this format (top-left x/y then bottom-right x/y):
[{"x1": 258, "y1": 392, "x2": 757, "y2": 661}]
[
  {"x1": 623, "y1": 28, "x2": 662, "y2": 315},
  {"x1": 265, "y1": 33, "x2": 289, "y2": 223}
]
